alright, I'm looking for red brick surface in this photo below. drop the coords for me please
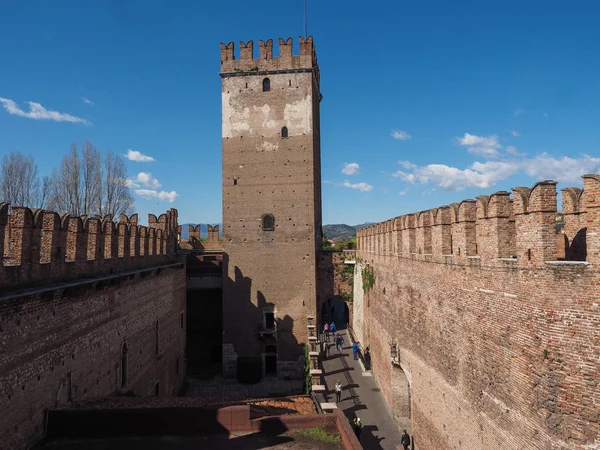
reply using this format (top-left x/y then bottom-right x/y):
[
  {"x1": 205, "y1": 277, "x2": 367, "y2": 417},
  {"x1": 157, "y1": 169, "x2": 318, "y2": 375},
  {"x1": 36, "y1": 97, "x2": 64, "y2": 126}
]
[
  {"x1": 0, "y1": 239, "x2": 186, "y2": 450},
  {"x1": 355, "y1": 177, "x2": 599, "y2": 450}
]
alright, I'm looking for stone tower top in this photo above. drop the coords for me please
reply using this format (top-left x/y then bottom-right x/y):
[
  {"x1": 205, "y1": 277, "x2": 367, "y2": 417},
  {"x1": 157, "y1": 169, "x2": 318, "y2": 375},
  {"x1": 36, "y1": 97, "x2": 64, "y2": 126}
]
[{"x1": 220, "y1": 37, "x2": 318, "y2": 76}]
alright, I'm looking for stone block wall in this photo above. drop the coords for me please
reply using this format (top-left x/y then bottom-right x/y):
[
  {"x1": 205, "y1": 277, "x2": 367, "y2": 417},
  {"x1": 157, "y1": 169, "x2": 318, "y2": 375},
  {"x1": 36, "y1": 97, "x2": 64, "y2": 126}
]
[{"x1": 354, "y1": 176, "x2": 600, "y2": 450}]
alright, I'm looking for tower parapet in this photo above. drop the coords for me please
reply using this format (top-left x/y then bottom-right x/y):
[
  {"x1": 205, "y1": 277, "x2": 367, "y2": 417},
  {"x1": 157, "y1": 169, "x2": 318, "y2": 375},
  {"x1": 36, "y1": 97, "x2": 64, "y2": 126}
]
[{"x1": 220, "y1": 37, "x2": 318, "y2": 76}]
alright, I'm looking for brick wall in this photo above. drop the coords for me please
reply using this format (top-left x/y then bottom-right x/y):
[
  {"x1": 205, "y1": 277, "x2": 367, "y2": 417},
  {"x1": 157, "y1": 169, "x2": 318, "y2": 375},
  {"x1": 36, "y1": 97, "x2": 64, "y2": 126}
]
[
  {"x1": 0, "y1": 205, "x2": 185, "y2": 450},
  {"x1": 0, "y1": 264, "x2": 186, "y2": 450},
  {"x1": 0, "y1": 204, "x2": 178, "y2": 292},
  {"x1": 354, "y1": 176, "x2": 599, "y2": 449}
]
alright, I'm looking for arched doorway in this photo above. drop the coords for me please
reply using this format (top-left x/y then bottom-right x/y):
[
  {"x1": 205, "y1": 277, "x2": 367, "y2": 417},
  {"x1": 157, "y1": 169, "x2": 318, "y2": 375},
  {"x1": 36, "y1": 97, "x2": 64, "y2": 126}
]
[
  {"x1": 320, "y1": 296, "x2": 350, "y2": 330},
  {"x1": 391, "y1": 364, "x2": 411, "y2": 430}
]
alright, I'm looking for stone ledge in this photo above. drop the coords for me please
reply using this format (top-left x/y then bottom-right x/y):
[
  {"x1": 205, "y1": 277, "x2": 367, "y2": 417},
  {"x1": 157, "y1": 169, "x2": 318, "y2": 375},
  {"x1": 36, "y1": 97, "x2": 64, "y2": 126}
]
[
  {"x1": 320, "y1": 402, "x2": 338, "y2": 411},
  {"x1": 312, "y1": 385, "x2": 326, "y2": 392},
  {"x1": 309, "y1": 370, "x2": 322, "y2": 376},
  {"x1": 309, "y1": 352, "x2": 319, "y2": 357},
  {"x1": 545, "y1": 261, "x2": 591, "y2": 266}
]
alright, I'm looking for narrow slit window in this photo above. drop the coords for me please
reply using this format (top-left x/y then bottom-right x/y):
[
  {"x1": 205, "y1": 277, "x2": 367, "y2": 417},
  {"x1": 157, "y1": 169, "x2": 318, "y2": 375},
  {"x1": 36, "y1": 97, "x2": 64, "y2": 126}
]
[
  {"x1": 262, "y1": 78, "x2": 270, "y2": 92},
  {"x1": 281, "y1": 126, "x2": 288, "y2": 138}
]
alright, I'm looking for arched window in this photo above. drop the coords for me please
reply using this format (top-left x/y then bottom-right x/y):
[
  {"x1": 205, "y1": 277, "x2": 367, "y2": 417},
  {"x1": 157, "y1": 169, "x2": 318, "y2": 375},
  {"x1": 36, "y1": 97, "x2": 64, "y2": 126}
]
[
  {"x1": 262, "y1": 214, "x2": 275, "y2": 231},
  {"x1": 121, "y1": 343, "x2": 128, "y2": 388},
  {"x1": 281, "y1": 126, "x2": 288, "y2": 138},
  {"x1": 262, "y1": 78, "x2": 270, "y2": 92}
]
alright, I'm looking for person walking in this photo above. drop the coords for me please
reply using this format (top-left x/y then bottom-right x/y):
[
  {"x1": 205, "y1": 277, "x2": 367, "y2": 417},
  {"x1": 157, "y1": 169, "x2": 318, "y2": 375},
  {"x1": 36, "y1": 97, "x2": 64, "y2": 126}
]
[
  {"x1": 401, "y1": 429, "x2": 411, "y2": 450},
  {"x1": 352, "y1": 341, "x2": 359, "y2": 360},
  {"x1": 352, "y1": 417, "x2": 362, "y2": 440},
  {"x1": 335, "y1": 379, "x2": 342, "y2": 403},
  {"x1": 330, "y1": 321, "x2": 336, "y2": 340},
  {"x1": 323, "y1": 322, "x2": 329, "y2": 342}
]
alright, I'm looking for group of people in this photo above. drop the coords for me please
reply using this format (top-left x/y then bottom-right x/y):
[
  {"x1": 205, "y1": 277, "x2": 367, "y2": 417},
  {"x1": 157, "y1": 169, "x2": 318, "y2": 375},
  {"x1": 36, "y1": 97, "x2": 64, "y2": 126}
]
[{"x1": 323, "y1": 321, "x2": 412, "y2": 449}]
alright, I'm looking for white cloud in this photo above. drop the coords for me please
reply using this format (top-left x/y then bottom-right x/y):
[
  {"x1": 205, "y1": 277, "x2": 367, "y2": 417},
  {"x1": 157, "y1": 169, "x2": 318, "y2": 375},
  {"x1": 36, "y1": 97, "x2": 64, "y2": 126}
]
[
  {"x1": 511, "y1": 130, "x2": 520, "y2": 137},
  {"x1": 391, "y1": 130, "x2": 411, "y2": 140},
  {"x1": 398, "y1": 188, "x2": 410, "y2": 196},
  {"x1": 505, "y1": 145, "x2": 523, "y2": 156},
  {"x1": 392, "y1": 153, "x2": 600, "y2": 192},
  {"x1": 342, "y1": 181, "x2": 373, "y2": 192},
  {"x1": 457, "y1": 133, "x2": 502, "y2": 159},
  {"x1": 135, "y1": 189, "x2": 179, "y2": 203},
  {"x1": 522, "y1": 153, "x2": 600, "y2": 184},
  {"x1": 133, "y1": 172, "x2": 161, "y2": 189},
  {"x1": 125, "y1": 179, "x2": 140, "y2": 189},
  {"x1": 341, "y1": 162, "x2": 360, "y2": 175},
  {"x1": 83, "y1": 97, "x2": 93, "y2": 105},
  {"x1": 394, "y1": 160, "x2": 520, "y2": 191},
  {"x1": 514, "y1": 108, "x2": 524, "y2": 117},
  {"x1": 0, "y1": 97, "x2": 91, "y2": 125},
  {"x1": 125, "y1": 149, "x2": 156, "y2": 162}
]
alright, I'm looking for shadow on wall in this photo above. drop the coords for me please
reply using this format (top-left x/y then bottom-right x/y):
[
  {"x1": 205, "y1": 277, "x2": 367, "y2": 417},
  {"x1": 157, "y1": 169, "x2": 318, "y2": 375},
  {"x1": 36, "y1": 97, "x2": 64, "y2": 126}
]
[{"x1": 221, "y1": 253, "x2": 302, "y2": 383}]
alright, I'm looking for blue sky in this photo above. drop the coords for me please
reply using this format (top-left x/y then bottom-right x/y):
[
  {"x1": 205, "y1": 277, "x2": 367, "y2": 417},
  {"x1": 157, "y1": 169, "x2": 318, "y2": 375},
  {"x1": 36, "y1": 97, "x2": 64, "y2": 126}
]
[{"x1": 1, "y1": 1, "x2": 599, "y2": 226}]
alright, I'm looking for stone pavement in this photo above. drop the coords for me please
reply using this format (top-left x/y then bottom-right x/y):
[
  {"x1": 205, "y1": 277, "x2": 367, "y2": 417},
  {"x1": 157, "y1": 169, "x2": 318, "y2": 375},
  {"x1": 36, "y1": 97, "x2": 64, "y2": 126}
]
[{"x1": 322, "y1": 330, "x2": 405, "y2": 450}]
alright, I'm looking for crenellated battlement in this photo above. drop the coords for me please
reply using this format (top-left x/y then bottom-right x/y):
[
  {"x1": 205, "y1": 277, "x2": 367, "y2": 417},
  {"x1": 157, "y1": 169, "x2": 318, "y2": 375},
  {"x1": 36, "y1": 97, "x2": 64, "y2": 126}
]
[
  {"x1": 357, "y1": 175, "x2": 600, "y2": 267},
  {"x1": 220, "y1": 37, "x2": 318, "y2": 75},
  {"x1": 0, "y1": 204, "x2": 179, "y2": 293}
]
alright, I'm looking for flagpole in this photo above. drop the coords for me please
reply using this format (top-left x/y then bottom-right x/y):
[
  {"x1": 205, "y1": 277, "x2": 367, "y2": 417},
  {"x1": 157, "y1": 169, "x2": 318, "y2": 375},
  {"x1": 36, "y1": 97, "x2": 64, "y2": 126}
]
[{"x1": 304, "y1": 0, "x2": 308, "y2": 38}]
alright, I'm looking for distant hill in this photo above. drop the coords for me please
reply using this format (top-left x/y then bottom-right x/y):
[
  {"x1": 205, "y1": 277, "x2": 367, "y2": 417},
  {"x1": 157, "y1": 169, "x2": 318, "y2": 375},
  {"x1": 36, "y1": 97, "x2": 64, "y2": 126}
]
[
  {"x1": 180, "y1": 223, "x2": 223, "y2": 239},
  {"x1": 322, "y1": 223, "x2": 372, "y2": 240},
  {"x1": 323, "y1": 224, "x2": 356, "y2": 240}
]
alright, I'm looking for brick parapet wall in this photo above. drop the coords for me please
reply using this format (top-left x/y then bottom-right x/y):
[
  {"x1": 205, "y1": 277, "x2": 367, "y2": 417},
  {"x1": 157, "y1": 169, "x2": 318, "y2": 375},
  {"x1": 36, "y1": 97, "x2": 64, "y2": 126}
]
[
  {"x1": 354, "y1": 252, "x2": 599, "y2": 449},
  {"x1": 354, "y1": 176, "x2": 600, "y2": 449},
  {"x1": 220, "y1": 37, "x2": 318, "y2": 76},
  {"x1": 0, "y1": 204, "x2": 179, "y2": 293},
  {"x1": 357, "y1": 177, "x2": 597, "y2": 266},
  {"x1": 0, "y1": 264, "x2": 186, "y2": 450}
]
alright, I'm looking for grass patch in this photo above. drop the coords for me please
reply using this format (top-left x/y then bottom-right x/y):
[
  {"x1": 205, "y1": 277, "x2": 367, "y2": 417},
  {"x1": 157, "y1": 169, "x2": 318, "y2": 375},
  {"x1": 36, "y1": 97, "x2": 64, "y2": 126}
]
[{"x1": 296, "y1": 426, "x2": 341, "y2": 442}]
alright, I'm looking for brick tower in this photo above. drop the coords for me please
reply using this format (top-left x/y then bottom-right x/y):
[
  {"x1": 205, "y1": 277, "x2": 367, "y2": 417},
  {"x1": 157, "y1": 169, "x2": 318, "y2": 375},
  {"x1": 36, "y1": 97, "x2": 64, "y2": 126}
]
[{"x1": 220, "y1": 37, "x2": 322, "y2": 380}]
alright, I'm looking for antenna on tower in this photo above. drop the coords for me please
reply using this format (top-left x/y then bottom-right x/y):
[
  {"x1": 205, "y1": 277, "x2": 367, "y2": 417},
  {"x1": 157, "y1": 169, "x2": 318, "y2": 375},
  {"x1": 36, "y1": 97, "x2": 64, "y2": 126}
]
[{"x1": 303, "y1": 0, "x2": 308, "y2": 38}]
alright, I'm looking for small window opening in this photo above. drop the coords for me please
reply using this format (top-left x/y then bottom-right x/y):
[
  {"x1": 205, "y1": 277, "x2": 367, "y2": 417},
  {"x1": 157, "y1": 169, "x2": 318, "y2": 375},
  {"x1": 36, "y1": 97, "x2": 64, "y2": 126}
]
[
  {"x1": 121, "y1": 343, "x2": 128, "y2": 388},
  {"x1": 527, "y1": 249, "x2": 532, "y2": 260},
  {"x1": 265, "y1": 312, "x2": 275, "y2": 330},
  {"x1": 262, "y1": 78, "x2": 270, "y2": 92},
  {"x1": 155, "y1": 320, "x2": 159, "y2": 355},
  {"x1": 154, "y1": 382, "x2": 159, "y2": 396},
  {"x1": 281, "y1": 126, "x2": 288, "y2": 138},
  {"x1": 262, "y1": 214, "x2": 275, "y2": 231},
  {"x1": 234, "y1": 178, "x2": 238, "y2": 186},
  {"x1": 288, "y1": 80, "x2": 291, "y2": 87},
  {"x1": 245, "y1": 82, "x2": 248, "y2": 88}
]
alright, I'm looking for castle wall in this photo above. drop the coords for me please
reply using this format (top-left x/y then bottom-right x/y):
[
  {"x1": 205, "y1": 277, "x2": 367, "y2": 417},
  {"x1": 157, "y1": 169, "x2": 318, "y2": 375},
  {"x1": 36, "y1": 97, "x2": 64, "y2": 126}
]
[
  {"x1": 0, "y1": 205, "x2": 185, "y2": 450},
  {"x1": 354, "y1": 177, "x2": 599, "y2": 450},
  {"x1": 220, "y1": 38, "x2": 321, "y2": 378}
]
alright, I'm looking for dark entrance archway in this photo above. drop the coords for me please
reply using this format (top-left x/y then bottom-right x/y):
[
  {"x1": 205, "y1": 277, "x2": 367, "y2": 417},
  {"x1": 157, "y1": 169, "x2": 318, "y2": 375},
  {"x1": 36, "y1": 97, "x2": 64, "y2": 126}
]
[
  {"x1": 264, "y1": 345, "x2": 277, "y2": 375},
  {"x1": 321, "y1": 296, "x2": 350, "y2": 330}
]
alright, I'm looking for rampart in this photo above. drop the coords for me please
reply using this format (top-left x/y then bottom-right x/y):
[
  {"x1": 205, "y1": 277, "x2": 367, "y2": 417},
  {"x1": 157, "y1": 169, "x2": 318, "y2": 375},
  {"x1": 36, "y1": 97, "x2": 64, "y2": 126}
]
[
  {"x1": 0, "y1": 204, "x2": 178, "y2": 293},
  {"x1": 0, "y1": 205, "x2": 186, "y2": 450},
  {"x1": 354, "y1": 176, "x2": 600, "y2": 449},
  {"x1": 178, "y1": 224, "x2": 222, "y2": 251}
]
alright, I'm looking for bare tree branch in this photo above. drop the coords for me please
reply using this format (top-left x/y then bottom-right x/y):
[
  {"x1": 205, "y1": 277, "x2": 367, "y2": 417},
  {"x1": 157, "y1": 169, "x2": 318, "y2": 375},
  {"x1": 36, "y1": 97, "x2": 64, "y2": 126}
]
[{"x1": 0, "y1": 152, "x2": 40, "y2": 207}]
